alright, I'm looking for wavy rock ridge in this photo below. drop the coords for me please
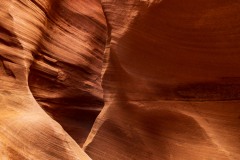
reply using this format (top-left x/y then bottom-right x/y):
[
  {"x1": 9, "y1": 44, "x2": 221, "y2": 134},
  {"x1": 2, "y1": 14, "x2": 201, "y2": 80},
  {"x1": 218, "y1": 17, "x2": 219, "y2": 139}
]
[{"x1": 1, "y1": 0, "x2": 240, "y2": 160}]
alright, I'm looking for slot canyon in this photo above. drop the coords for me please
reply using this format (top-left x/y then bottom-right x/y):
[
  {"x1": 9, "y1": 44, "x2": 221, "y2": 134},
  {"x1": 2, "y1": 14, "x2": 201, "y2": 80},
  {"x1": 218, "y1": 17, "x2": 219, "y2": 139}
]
[{"x1": 0, "y1": 0, "x2": 240, "y2": 159}]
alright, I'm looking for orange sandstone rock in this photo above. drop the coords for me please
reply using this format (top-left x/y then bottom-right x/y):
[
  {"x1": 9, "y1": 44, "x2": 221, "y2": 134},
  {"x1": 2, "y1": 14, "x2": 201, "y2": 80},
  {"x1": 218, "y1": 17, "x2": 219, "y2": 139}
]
[{"x1": 1, "y1": 0, "x2": 240, "y2": 160}]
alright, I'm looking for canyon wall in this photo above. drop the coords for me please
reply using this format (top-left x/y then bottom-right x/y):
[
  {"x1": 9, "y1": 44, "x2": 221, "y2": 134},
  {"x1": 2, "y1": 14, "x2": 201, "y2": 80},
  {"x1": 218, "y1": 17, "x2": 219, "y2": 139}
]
[{"x1": 0, "y1": 0, "x2": 240, "y2": 159}]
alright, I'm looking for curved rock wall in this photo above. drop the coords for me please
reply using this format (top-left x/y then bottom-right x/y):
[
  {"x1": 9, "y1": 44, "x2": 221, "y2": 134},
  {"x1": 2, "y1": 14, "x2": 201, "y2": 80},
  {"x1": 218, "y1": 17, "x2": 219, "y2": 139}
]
[
  {"x1": 84, "y1": 0, "x2": 240, "y2": 160},
  {"x1": 0, "y1": 0, "x2": 240, "y2": 160},
  {"x1": 28, "y1": 0, "x2": 107, "y2": 146}
]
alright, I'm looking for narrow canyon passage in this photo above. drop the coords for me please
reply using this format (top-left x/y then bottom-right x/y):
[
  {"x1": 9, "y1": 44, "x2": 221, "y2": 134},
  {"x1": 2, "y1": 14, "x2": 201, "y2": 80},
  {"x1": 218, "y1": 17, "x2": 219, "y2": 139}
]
[
  {"x1": 28, "y1": 0, "x2": 107, "y2": 146},
  {"x1": 0, "y1": 0, "x2": 240, "y2": 160}
]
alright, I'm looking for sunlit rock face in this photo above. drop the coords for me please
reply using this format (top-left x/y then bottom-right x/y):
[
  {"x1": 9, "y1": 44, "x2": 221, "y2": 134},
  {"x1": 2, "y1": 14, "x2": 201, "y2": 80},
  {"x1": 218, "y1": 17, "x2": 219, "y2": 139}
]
[
  {"x1": 1, "y1": 0, "x2": 240, "y2": 160},
  {"x1": 0, "y1": 0, "x2": 104, "y2": 159}
]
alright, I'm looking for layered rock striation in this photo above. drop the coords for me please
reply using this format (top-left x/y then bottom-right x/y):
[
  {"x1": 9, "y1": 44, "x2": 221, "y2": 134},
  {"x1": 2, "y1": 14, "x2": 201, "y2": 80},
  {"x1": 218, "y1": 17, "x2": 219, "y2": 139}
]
[{"x1": 0, "y1": 0, "x2": 240, "y2": 160}]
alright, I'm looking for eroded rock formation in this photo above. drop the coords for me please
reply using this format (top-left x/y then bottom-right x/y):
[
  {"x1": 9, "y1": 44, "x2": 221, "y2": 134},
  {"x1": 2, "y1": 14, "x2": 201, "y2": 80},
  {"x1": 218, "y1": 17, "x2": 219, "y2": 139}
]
[{"x1": 0, "y1": 0, "x2": 240, "y2": 159}]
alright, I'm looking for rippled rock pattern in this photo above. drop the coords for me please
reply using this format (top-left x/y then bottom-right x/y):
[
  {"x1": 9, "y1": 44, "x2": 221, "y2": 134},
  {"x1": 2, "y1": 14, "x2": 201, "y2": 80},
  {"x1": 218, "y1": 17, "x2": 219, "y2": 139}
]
[{"x1": 0, "y1": 0, "x2": 240, "y2": 159}]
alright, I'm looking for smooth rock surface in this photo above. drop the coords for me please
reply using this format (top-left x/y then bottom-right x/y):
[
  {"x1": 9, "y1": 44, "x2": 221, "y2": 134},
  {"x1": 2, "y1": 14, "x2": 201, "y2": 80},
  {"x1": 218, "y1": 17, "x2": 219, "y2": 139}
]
[{"x1": 84, "y1": 0, "x2": 240, "y2": 160}]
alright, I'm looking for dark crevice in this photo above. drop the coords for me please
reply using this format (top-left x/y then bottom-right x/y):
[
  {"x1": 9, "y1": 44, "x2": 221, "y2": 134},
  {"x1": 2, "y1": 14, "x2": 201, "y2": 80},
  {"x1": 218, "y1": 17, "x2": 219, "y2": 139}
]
[
  {"x1": 2, "y1": 62, "x2": 16, "y2": 78},
  {"x1": 28, "y1": 0, "x2": 108, "y2": 147}
]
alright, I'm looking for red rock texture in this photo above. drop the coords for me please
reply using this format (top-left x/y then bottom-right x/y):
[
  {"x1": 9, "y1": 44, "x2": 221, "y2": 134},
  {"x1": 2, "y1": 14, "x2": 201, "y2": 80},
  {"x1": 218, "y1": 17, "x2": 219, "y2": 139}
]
[
  {"x1": 0, "y1": 0, "x2": 240, "y2": 159},
  {"x1": 28, "y1": 0, "x2": 107, "y2": 146}
]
